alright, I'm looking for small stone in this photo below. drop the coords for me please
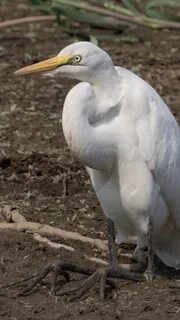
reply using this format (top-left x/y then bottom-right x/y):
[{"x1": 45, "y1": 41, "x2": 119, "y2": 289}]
[{"x1": 10, "y1": 104, "x2": 17, "y2": 112}]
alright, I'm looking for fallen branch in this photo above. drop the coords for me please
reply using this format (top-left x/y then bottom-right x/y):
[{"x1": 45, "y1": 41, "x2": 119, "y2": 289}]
[
  {"x1": 0, "y1": 206, "x2": 136, "y2": 255},
  {"x1": 33, "y1": 232, "x2": 108, "y2": 263},
  {"x1": 84, "y1": 255, "x2": 136, "y2": 270},
  {"x1": 33, "y1": 232, "x2": 135, "y2": 267},
  {"x1": 32, "y1": 232, "x2": 134, "y2": 267},
  {"x1": 0, "y1": 220, "x2": 108, "y2": 251},
  {"x1": 0, "y1": 15, "x2": 56, "y2": 29},
  {"x1": 0, "y1": 206, "x2": 108, "y2": 252},
  {"x1": 84, "y1": 255, "x2": 108, "y2": 266},
  {"x1": 33, "y1": 233, "x2": 75, "y2": 252}
]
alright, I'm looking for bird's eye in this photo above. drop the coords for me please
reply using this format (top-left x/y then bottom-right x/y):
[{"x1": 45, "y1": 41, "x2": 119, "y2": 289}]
[{"x1": 74, "y1": 55, "x2": 81, "y2": 63}]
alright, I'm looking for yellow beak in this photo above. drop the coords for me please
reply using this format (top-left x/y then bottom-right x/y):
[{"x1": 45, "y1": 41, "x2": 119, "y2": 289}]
[{"x1": 14, "y1": 55, "x2": 71, "y2": 76}]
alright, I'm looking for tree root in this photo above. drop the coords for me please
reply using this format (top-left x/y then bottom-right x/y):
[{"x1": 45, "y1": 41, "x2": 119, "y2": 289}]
[{"x1": 0, "y1": 206, "x2": 108, "y2": 252}]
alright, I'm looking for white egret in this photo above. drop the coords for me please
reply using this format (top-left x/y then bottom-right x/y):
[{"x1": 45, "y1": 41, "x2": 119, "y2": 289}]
[{"x1": 14, "y1": 41, "x2": 180, "y2": 298}]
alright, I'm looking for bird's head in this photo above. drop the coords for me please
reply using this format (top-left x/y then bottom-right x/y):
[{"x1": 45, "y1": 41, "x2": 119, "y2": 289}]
[{"x1": 14, "y1": 42, "x2": 114, "y2": 84}]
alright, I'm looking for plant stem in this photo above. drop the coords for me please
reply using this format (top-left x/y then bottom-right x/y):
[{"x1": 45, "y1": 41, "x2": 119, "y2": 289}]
[
  {"x1": 54, "y1": 0, "x2": 180, "y2": 29},
  {"x1": 0, "y1": 15, "x2": 56, "y2": 29}
]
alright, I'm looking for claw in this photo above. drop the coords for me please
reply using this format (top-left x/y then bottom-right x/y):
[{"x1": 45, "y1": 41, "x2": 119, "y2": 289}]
[
  {"x1": 57, "y1": 268, "x2": 115, "y2": 301},
  {"x1": 143, "y1": 258, "x2": 155, "y2": 283},
  {"x1": 144, "y1": 271, "x2": 154, "y2": 282}
]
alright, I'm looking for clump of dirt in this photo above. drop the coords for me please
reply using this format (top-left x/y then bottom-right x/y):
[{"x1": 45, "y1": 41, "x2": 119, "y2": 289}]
[{"x1": 0, "y1": 1, "x2": 180, "y2": 319}]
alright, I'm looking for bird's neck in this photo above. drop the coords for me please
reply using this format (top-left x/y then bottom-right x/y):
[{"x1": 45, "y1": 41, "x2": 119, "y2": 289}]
[
  {"x1": 92, "y1": 67, "x2": 122, "y2": 111},
  {"x1": 62, "y1": 77, "x2": 119, "y2": 171}
]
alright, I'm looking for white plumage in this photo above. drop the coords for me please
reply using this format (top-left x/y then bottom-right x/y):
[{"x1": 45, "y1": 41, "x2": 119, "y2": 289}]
[{"x1": 15, "y1": 41, "x2": 180, "y2": 270}]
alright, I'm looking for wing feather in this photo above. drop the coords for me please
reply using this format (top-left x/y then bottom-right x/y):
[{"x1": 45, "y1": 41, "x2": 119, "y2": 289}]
[{"x1": 136, "y1": 90, "x2": 180, "y2": 227}]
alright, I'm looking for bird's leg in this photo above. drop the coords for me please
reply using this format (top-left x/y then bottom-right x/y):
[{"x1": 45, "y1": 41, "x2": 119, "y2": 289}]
[
  {"x1": 131, "y1": 211, "x2": 156, "y2": 280},
  {"x1": 106, "y1": 218, "x2": 118, "y2": 268},
  {"x1": 56, "y1": 218, "x2": 145, "y2": 300},
  {"x1": 56, "y1": 218, "x2": 119, "y2": 300},
  {"x1": 132, "y1": 212, "x2": 156, "y2": 278},
  {"x1": 131, "y1": 231, "x2": 148, "y2": 273},
  {"x1": 144, "y1": 213, "x2": 155, "y2": 282}
]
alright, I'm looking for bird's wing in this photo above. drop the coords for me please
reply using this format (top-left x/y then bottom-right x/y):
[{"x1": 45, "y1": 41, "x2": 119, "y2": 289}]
[
  {"x1": 115, "y1": 65, "x2": 180, "y2": 223},
  {"x1": 136, "y1": 89, "x2": 180, "y2": 226},
  {"x1": 120, "y1": 73, "x2": 180, "y2": 268},
  {"x1": 141, "y1": 97, "x2": 180, "y2": 269}
]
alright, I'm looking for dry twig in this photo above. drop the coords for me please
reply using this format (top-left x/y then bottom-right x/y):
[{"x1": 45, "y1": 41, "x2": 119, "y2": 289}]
[
  {"x1": 33, "y1": 233, "x2": 75, "y2": 251},
  {"x1": 0, "y1": 15, "x2": 56, "y2": 29},
  {"x1": 0, "y1": 206, "x2": 108, "y2": 252}
]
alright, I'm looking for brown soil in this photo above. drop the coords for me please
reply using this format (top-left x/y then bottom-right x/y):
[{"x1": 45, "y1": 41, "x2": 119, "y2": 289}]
[{"x1": 0, "y1": 1, "x2": 180, "y2": 319}]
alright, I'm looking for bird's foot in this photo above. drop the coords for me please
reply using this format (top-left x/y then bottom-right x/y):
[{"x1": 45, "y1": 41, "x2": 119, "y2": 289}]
[
  {"x1": 1, "y1": 259, "x2": 144, "y2": 300},
  {"x1": 57, "y1": 266, "x2": 116, "y2": 301},
  {"x1": 132, "y1": 245, "x2": 154, "y2": 275},
  {"x1": 143, "y1": 266, "x2": 155, "y2": 282},
  {"x1": 1, "y1": 260, "x2": 70, "y2": 296},
  {"x1": 143, "y1": 251, "x2": 155, "y2": 282},
  {"x1": 133, "y1": 246, "x2": 155, "y2": 282}
]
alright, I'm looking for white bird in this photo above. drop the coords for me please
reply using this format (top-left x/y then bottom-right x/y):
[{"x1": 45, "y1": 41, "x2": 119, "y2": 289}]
[{"x1": 14, "y1": 42, "x2": 180, "y2": 297}]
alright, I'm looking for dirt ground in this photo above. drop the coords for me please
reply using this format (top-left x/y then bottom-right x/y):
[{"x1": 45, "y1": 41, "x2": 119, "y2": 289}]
[{"x1": 0, "y1": 0, "x2": 180, "y2": 319}]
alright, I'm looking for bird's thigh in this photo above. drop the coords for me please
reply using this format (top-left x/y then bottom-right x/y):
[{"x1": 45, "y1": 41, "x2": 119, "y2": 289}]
[
  {"x1": 119, "y1": 162, "x2": 155, "y2": 235},
  {"x1": 120, "y1": 166, "x2": 169, "y2": 237}
]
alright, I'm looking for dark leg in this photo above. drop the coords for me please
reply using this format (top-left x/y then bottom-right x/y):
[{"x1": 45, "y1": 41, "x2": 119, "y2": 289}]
[
  {"x1": 144, "y1": 214, "x2": 155, "y2": 281},
  {"x1": 106, "y1": 218, "x2": 118, "y2": 268},
  {"x1": 58, "y1": 218, "x2": 119, "y2": 300},
  {"x1": 132, "y1": 214, "x2": 156, "y2": 277},
  {"x1": 56, "y1": 218, "x2": 119, "y2": 300}
]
